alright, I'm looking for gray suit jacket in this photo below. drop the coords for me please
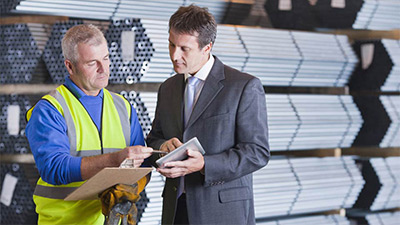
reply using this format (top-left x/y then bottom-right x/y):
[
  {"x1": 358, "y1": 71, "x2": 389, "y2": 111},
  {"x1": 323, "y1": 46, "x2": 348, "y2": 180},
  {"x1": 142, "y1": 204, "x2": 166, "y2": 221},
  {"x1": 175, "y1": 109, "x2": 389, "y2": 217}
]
[{"x1": 147, "y1": 57, "x2": 270, "y2": 225}]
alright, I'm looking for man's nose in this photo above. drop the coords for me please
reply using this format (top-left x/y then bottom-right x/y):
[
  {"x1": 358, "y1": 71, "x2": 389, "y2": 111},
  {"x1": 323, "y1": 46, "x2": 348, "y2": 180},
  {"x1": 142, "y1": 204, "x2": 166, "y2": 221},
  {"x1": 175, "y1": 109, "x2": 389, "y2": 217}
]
[
  {"x1": 171, "y1": 48, "x2": 181, "y2": 61},
  {"x1": 97, "y1": 61, "x2": 105, "y2": 73}
]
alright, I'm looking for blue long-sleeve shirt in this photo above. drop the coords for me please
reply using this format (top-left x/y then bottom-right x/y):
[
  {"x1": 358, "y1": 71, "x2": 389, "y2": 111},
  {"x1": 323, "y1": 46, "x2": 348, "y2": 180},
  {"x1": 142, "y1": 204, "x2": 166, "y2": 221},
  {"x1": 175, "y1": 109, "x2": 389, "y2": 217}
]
[{"x1": 26, "y1": 77, "x2": 145, "y2": 185}]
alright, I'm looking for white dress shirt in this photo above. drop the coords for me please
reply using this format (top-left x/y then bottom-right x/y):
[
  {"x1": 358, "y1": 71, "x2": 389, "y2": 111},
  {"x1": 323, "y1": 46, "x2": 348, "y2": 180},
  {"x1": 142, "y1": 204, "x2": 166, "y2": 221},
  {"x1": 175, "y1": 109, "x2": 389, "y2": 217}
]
[{"x1": 184, "y1": 55, "x2": 215, "y2": 107}]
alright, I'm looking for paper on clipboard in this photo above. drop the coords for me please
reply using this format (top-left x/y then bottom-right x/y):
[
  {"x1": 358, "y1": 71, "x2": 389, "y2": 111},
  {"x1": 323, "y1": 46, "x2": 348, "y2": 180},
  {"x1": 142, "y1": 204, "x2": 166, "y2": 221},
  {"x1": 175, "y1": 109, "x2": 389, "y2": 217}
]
[
  {"x1": 156, "y1": 137, "x2": 205, "y2": 168},
  {"x1": 64, "y1": 167, "x2": 152, "y2": 201}
]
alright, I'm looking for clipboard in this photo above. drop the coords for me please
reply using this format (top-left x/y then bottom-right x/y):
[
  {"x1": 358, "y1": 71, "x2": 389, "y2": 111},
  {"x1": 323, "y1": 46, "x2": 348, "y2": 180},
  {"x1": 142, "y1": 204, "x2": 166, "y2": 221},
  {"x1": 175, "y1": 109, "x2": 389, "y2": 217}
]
[
  {"x1": 64, "y1": 167, "x2": 152, "y2": 201},
  {"x1": 156, "y1": 137, "x2": 205, "y2": 168}
]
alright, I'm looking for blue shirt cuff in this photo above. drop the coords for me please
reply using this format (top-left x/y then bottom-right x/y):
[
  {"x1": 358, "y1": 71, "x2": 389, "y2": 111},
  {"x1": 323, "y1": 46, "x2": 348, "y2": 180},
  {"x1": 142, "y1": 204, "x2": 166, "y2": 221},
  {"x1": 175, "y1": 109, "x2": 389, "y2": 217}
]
[{"x1": 69, "y1": 156, "x2": 83, "y2": 182}]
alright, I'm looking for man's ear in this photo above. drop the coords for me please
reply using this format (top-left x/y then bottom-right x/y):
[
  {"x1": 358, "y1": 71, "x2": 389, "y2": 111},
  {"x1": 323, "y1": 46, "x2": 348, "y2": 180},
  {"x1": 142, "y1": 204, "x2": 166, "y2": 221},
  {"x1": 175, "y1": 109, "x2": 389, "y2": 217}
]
[
  {"x1": 203, "y1": 42, "x2": 213, "y2": 55},
  {"x1": 64, "y1": 59, "x2": 74, "y2": 75}
]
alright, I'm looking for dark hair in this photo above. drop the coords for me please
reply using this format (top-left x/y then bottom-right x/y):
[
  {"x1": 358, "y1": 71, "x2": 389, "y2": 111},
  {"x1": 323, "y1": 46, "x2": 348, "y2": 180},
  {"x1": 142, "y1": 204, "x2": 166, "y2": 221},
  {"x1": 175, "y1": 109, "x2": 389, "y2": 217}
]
[{"x1": 169, "y1": 4, "x2": 217, "y2": 49}]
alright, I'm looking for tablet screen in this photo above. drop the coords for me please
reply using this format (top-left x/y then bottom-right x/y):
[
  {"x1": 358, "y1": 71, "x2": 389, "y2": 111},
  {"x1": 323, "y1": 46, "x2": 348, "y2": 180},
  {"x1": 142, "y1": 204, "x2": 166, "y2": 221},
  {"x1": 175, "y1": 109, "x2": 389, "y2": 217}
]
[{"x1": 156, "y1": 137, "x2": 205, "y2": 168}]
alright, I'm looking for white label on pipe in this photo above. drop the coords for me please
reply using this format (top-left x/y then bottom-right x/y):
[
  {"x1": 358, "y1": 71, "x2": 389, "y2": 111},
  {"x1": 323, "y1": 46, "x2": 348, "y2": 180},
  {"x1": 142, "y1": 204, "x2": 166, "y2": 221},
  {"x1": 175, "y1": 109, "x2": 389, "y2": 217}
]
[
  {"x1": 7, "y1": 105, "x2": 20, "y2": 136},
  {"x1": 361, "y1": 43, "x2": 374, "y2": 70},
  {"x1": 331, "y1": 0, "x2": 345, "y2": 8},
  {"x1": 121, "y1": 30, "x2": 135, "y2": 61},
  {"x1": 279, "y1": 0, "x2": 292, "y2": 11},
  {"x1": 309, "y1": 0, "x2": 318, "y2": 6},
  {"x1": 0, "y1": 173, "x2": 18, "y2": 206}
]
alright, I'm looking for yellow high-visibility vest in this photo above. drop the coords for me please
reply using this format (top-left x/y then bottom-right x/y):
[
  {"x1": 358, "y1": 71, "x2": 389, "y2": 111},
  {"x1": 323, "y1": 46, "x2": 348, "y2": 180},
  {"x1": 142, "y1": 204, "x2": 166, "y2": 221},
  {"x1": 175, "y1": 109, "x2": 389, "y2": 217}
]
[{"x1": 27, "y1": 85, "x2": 138, "y2": 225}]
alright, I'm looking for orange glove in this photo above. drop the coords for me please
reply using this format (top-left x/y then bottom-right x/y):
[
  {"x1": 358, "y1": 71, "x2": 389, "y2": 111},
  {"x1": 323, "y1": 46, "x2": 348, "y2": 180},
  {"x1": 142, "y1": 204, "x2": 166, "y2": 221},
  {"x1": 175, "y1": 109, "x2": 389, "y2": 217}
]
[{"x1": 99, "y1": 176, "x2": 148, "y2": 225}]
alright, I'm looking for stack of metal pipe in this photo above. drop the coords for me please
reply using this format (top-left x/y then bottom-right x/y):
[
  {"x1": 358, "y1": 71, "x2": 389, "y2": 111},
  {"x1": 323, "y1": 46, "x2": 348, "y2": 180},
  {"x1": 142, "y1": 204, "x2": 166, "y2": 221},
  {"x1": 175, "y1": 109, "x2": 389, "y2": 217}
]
[
  {"x1": 379, "y1": 96, "x2": 400, "y2": 148},
  {"x1": 119, "y1": 91, "x2": 153, "y2": 137},
  {"x1": 0, "y1": 24, "x2": 42, "y2": 83},
  {"x1": 0, "y1": 163, "x2": 38, "y2": 224},
  {"x1": 138, "y1": 92, "x2": 363, "y2": 151},
  {"x1": 0, "y1": 94, "x2": 32, "y2": 154},
  {"x1": 381, "y1": 39, "x2": 400, "y2": 92},
  {"x1": 350, "y1": 39, "x2": 400, "y2": 92},
  {"x1": 266, "y1": 94, "x2": 362, "y2": 151},
  {"x1": 365, "y1": 211, "x2": 400, "y2": 224},
  {"x1": 257, "y1": 214, "x2": 351, "y2": 225},
  {"x1": 0, "y1": 0, "x2": 22, "y2": 15},
  {"x1": 11, "y1": 0, "x2": 233, "y2": 23},
  {"x1": 138, "y1": 170, "x2": 165, "y2": 225},
  {"x1": 354, "y1": 157, "x2": 400, "y2": 211},
  {"x1": 264, "y1": 0, "x2": 400, "y2": 30},
  {"x1": 140, "y1": 21, "x2": 358, "y2": 87},
  {"x1": 353, "y1": 0, "x2": 400, "y2": 30},
  {"x1": 105, "y1": 18, "x2": 154, "y2": 84},
  {"x1": 42, "y1": 20, "x2": 84, "y2": 83},
  {"x1": 253, "y1": 156, "x2": 364, "y2": 219}
]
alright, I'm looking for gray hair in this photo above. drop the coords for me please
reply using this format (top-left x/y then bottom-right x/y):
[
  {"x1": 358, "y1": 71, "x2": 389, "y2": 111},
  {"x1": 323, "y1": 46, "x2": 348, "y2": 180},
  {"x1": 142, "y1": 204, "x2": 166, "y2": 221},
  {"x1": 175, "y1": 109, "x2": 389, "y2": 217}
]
[{"x1": 61, "y1": 24, "x2": 106, "y2": 64}]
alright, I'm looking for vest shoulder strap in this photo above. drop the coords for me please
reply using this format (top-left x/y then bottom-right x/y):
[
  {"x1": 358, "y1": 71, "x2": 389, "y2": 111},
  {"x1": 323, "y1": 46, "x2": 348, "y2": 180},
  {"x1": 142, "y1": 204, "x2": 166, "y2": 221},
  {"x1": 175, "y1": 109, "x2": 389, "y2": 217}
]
[{"x1": 108, "y1": 90, "x2": 131, "y2": 120}]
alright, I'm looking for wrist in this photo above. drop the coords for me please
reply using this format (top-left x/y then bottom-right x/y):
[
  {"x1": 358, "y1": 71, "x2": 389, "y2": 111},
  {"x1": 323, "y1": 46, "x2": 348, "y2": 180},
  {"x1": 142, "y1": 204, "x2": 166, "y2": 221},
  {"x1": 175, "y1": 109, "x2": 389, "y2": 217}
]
[
  {"x1": 200, "y1": 158, "x2": 205, "y2": 175},
  {"x1": 115, "y1": 148, "x2": 127, "y2": 166}
]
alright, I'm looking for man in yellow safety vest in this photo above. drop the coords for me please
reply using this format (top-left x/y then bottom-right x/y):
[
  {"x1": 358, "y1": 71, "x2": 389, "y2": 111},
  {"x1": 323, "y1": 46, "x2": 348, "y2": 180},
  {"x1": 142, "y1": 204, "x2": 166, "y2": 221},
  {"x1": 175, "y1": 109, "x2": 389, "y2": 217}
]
[{"x1": 26, "y1": 24, "x2": 153, "y2": 224}]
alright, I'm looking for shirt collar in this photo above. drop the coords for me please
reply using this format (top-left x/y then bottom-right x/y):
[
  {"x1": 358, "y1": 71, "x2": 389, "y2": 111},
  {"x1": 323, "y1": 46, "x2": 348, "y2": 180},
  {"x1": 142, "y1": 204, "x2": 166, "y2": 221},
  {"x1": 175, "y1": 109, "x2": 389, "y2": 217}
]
[
  {"x1": 184, "y1": 55, "x2": 215, "y2": 81},
  {"x1": 64, "y1": 76, "x2": 104, "y2": 99}
]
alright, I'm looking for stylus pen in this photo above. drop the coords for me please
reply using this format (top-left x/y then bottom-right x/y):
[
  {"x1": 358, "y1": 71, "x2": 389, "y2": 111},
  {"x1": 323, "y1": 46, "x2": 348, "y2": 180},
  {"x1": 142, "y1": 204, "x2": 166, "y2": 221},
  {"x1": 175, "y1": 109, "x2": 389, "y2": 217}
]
[{"x1": 152, "y1": 150, "x2": 168, "y2": 154}]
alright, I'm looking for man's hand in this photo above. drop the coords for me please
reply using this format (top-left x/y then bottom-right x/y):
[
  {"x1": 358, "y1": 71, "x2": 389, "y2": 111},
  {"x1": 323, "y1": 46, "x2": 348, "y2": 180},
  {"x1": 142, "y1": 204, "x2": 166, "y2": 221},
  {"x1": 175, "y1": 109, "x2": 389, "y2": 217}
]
[
  {"x1": 160, "y1": 137, "x2": 182, "y2": 153},
  {"x1": 81, "y1": 145, "x2": 153, "y2": 180},
  {"x1": 121, "y1": 146, "x2": 153, "y2": 168},
  {"x1": 157, "y1": 149, "x2": 204, "y2": 178}
]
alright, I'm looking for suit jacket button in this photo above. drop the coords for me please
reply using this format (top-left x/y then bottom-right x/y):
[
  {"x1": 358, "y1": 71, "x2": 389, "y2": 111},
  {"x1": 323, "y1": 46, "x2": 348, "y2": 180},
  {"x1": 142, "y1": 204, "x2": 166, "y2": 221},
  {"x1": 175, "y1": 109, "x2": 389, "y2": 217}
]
[{"x1": 173, "y1": 187, "x2": 177, "y2": 191}]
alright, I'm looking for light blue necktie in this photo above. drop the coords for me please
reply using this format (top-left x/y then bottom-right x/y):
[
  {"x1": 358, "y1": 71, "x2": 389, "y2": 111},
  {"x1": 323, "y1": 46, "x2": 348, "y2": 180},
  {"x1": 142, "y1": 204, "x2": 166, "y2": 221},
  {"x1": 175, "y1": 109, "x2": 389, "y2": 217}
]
[
  {"x1": 184, "y1": 76, "x2": 200, "y2": 128},
  {"x1": 178, "y1": 76, "x2": 200, "y2": 198}
]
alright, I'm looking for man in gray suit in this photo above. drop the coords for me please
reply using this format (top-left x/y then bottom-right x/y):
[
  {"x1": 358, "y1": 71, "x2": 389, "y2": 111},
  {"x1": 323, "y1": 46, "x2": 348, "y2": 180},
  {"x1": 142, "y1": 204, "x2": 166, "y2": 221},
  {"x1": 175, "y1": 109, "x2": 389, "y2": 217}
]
[{"x1": 146, "y1": 4, "x2": 270, "y2": 225}]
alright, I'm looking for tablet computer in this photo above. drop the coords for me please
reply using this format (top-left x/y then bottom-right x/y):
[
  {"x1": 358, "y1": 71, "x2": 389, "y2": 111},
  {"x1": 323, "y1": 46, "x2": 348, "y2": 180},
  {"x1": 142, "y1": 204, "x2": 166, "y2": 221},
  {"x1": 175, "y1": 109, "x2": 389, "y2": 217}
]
[{"x1": 156, "y1": 137, "x2": 205, "y2": 168}]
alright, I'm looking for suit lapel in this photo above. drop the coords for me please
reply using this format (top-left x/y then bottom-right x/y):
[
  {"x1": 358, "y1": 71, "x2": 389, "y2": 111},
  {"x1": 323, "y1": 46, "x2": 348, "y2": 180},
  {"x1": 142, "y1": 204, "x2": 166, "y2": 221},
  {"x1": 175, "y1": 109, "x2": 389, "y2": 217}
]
[
  {"x1": 186, "y1": 57, "x2": 225, "y2": 129},
  {"x1": 170, "y1": 74, "x2": 185, "y2": 135}
]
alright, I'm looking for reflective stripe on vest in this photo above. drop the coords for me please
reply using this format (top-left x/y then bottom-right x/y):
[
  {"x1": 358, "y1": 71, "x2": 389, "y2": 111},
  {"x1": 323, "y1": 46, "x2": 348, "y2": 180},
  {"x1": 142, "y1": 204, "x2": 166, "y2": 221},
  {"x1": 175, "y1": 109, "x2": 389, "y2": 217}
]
[{"x1": 27, "y1": 85, "x2": 131, "y2": 199}]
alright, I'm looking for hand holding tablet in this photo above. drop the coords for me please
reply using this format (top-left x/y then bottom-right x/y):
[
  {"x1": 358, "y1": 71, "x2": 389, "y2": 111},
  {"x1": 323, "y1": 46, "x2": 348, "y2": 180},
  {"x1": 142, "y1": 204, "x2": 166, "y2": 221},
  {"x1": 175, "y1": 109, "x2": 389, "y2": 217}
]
[{"x1": 156, "y1": 137, "x2": 205, "y2": 168}]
